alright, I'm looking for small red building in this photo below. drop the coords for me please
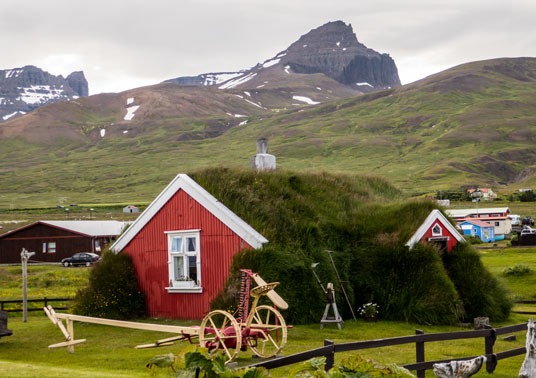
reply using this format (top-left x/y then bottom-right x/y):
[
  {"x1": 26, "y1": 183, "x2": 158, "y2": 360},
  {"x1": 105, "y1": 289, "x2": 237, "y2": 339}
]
[
  {"x1": 406, "y1": 210, "x2": 465, "y2": 253},
  {"x1": 110, "y1": 174, "x2": 268, "y2": 319},
  {"x1": 0, "y1": 220, "x2": 126, "y2": 264}
]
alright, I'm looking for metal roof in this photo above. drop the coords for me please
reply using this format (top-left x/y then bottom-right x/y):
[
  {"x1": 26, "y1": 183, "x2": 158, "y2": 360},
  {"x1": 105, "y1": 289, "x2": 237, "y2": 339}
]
[
  {"x1": 41, "y1": 220, "x2": 128, "y2": 237},
  {"x1": 445, "y1": 208, "x2": 510, "y2": 218}
]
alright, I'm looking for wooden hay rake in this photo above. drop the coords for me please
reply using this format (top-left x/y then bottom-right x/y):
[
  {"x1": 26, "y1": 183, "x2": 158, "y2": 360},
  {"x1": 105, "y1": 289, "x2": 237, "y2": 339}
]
[{"x1": 44, "y1": 271, "x2": 288, "y2": 363}]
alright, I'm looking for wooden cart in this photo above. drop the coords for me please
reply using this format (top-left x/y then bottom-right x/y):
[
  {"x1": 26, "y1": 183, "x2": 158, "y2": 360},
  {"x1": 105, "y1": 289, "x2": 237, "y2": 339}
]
[{"x1": 45, "y1": 271, "x2": 288, "y2": 363}]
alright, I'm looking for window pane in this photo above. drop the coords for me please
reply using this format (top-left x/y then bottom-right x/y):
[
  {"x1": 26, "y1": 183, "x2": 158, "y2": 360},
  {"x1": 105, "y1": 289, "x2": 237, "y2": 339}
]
[
  {"x1": 171, "y1": 237, "x2": 182, "y2": 252},
  {"x1": 187, "y1": 237, "x2": 196, "y2": 252},
  {"x1": 188, "y1": 256, "x2": 197, "y2": 282},
  {"x1": 173, "y1": 256, "x2": 184, "y2": 280},
  {"x1": 48, "y1": 242, "x2": 56, "y2": 253},
  {"x1": 43, "y1": 243, "x2": 47, "y2": 253}
]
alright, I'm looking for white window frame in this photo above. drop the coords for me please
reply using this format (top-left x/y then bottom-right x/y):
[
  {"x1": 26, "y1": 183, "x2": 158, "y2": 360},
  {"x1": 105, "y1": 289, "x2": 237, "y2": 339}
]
[
  {"x1": 48, "y1": 242, "x2": 56, "y2": 253},
  {"x1": 164, "y1": 229, "x2": 202, "y2": 293},
  {"x1": 432, "y1": 224, "x2": 442, "y2": 236}
]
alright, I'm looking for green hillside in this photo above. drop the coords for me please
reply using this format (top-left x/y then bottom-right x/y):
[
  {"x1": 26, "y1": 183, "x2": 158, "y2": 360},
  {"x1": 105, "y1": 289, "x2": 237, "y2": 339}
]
[{"x1": 1, "y1": 58, "x2": 535, "y2": 208}]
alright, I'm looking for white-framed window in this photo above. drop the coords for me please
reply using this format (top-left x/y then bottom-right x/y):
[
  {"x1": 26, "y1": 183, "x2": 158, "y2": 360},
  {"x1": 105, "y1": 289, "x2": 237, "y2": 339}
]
[
  {"x1": 432, "y1": 224, "x2": 442, "y2": 236},
  {"x1": 165, "y1": 230, "x2": 202, "y2": 293},
  {"x1": 43, "y1": 242, "x2": 56, "y2": 253}
]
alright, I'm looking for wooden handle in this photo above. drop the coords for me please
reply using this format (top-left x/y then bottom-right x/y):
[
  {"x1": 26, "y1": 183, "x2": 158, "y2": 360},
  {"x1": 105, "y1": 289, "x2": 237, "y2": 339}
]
[{"x1": 252, "y1": 274, "x2": 288, "y2": 310}]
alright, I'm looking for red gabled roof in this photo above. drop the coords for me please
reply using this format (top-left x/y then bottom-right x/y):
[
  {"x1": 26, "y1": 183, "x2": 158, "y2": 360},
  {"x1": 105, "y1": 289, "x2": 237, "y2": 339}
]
[{"x1": 460, "y1": 219, "x2": 493, "y2": 228}]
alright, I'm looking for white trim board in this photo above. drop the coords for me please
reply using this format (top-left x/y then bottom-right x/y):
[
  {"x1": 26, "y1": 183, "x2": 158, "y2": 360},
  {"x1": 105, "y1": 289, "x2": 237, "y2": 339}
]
[
  {"x1": 406, "y1": 209, "x2": 465, "y2": 249},
  {"x1": 111, "y1": 174, "x2": 268, "y2": 253}
]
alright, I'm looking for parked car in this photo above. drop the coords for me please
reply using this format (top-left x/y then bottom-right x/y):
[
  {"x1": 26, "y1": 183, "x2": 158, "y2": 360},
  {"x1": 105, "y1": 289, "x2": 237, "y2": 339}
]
[
  {"x1": 61, "y1": 253, "x2": 101, "y2": 267},
  {"x1": 521, "y1": 227, "x2": 536, "y2": 236},
  {"x1": 522, "y1": 216, "x2": 535, "y2": 227}
]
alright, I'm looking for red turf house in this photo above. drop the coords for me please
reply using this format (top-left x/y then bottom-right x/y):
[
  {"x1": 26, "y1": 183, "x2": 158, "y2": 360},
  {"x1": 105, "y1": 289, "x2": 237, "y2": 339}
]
[
  {"x1": 405, "y1": 210, "x2": 465, "y2": 253},
  {"x1": 110, "y1": 174, "x2": 268, "y2": 319}
]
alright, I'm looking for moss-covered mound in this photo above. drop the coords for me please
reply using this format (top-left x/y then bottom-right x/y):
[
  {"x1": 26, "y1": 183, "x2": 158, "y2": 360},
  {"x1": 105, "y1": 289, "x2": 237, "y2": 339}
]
[{"x1": 192, "y1": 168, "x2": 510, "y2": 325}]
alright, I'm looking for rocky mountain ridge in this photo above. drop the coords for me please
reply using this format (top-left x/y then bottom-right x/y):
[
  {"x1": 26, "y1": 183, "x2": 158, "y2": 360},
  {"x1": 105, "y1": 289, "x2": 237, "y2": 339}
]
[
  {"x1": 166, "y1": 21, "x2": 400, "y2": 93},
  {"x1": 0, "y1": 65, "x2": 88, "y2": 122}
]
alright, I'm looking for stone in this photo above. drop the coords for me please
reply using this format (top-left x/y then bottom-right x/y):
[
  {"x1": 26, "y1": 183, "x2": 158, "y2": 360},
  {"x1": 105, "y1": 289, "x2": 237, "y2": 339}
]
[
  {"x1": 519, "y1": 318, "x2": 536, "y2": 378},
  {"x1": 433, "y1": 356, "x2": 486, "y2": 378},
  {"x1": 474, "y1": 317, "x2": 490, "y2": 330}
]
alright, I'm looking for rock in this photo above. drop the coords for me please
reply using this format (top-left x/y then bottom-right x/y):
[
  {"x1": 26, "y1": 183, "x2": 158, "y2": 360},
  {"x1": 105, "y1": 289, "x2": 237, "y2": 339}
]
[
  {"x1": 503, "y1": 335, "x2": 516, "y2": 342},
  {"x1": 519, "y1": 318, "x2": 536, "y2": 378},
  {"x1": 433, "y1": 356, "x2": 486, "y2": 378},
  {"x1": 0, "y1": 65, "x2": 88, "y2": 122},
  {"x1": 282, "y1": 21, "x2": 400, "y2": 90},
  {"x1": 66, "y1": 71, "x2": 89, "y2": 97}
]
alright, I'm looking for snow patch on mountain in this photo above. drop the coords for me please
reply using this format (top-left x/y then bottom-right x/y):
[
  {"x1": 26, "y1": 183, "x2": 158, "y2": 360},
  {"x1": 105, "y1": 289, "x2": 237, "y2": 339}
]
[
  {"x1": 292, "y1": 96, "x2": 320, "y2": 105},
  {"x1": 124, "y1": 105, "x2": 140, "y2": 121},
  {"x1": 219, "y1": 73, "x2": 257, "y2": 89}
]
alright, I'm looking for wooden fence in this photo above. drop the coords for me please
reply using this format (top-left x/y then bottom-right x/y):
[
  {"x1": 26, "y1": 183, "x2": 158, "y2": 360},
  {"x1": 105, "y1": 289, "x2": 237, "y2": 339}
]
[
  {"x1": 0, "y1": 297, "x2": 73, "y2": 313},
  {"x1": 513, "y1": 300, "x2": 536, "y2": 315},
  {"x1": 249, "y1": 323, "x2": 528, "y2": 378}
]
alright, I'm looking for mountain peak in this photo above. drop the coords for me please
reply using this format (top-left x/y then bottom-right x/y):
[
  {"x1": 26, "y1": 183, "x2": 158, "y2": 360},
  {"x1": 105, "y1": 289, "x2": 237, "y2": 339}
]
[
  {"x1": 166, "y1": 20, "x2": 400, "y2": 93},
  {"x1": 0, "y1": 66, "x2": 88, "y2": 122}
]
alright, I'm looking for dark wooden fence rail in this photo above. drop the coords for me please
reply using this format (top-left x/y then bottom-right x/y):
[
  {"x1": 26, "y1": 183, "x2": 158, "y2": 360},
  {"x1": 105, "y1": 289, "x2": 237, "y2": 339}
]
[
  {"x1": 249, "y1": 323, "x2": 529, "y2": 377},
  {"x1": 0, "y1": 297, "x2": 73, "y2": 312}
]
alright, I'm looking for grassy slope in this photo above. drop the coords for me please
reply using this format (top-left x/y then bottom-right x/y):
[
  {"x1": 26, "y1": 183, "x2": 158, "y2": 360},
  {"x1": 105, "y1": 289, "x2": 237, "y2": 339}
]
[{"x1": 1, "y1": 58, "x2": 536, "y2": 207}]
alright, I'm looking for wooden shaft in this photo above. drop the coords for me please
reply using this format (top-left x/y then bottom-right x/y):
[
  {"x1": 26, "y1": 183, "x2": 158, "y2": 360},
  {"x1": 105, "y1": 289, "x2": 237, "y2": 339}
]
[
  {"x1": 53, "y1": 312, "x2": 199, "y2": 335},
  {"x1": 67, "y1": 319, "x2": 74, "y2": 353}
]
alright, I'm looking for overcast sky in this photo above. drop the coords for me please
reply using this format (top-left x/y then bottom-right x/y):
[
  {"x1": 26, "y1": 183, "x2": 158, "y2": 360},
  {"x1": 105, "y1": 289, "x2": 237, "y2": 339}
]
[{"x1": 2, "y1": 0, "x2": 535, "y2": 95}]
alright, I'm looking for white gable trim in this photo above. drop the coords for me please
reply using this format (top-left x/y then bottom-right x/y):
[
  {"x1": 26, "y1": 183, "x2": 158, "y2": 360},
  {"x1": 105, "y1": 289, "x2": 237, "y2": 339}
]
[
  {"x1": 111, "y1": 174, "x2": 268, "y2": 253},
  {"x1": 406, "y1": 209, "x2": 465, "y2": 249}
]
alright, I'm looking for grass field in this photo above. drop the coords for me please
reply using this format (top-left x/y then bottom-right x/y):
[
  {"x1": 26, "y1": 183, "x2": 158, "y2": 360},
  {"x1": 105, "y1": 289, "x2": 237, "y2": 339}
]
[
  {"x1": 0, "y1": 314, "x2": 531, "y2": 378},
  {"x1": 2, "y1": 245, "x2": 536, "y2": 376}
]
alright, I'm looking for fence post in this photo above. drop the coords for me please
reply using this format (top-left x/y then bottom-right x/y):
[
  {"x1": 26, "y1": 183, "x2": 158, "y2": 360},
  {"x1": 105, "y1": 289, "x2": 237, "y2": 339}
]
[
  {"x1": 44, "y1": 296, "x2": 48, "y2": 308},
  {"x1": 324, "y1": 339, "x2": 335, "y2": 371},
  {"x1": 484, "y1": 326, "x2": 497, "y2": 373},
  {"x1": 415, "y1": 329, "x2": 425, "y2": 378}
]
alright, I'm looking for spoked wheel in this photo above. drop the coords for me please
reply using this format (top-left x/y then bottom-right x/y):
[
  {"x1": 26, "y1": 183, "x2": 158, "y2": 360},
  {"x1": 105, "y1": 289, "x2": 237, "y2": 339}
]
[
  {"x1": 199, "y1": 310, "x2": 242, "y2": 363},
  {"x1": 246, "y1": 305, "x2": 287, "y2": 358}
]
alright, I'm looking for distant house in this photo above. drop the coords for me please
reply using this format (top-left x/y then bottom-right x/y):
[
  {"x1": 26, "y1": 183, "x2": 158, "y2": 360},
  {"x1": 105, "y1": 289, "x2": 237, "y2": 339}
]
[
  {"x1": 467, "y1": 188, "x2": 497, "y2": 201},
  {"x1": 0, "y1": 221, "x2": 127, "y2": 264},
  {"x1": 123, "y1": 205, "x2": 139, "y2": 213},
  {"x1": 445, "y1": 207, "x2": 512, "y2": 238},
  {"x1": 111, "y1": 174, "x2": 268, "y2": 319},
  {"x1": 459, "y1": 219, "x2": 495, "y2": 243},
  {"x1": 406, "y1": 210, "x2": 465, "y2": 253}
]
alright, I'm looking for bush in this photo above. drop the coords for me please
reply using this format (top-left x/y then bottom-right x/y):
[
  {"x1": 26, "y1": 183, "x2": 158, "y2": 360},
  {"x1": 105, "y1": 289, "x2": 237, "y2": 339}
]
[
  {"x1": 504, "y1": 264, "x2": 533, "y2": 276},
  {"x1": 443, "y1": 243, "x2": 512, "y2": 322},
  {"x1": 465, "y1": 235, "x2": 483, "y2": 244},
  {"x1": 520, "y1": 191, "x2": 536, "y2": 202},
  {"x1": 71, "y1": 250, "x2": 146, "y2": 319}
]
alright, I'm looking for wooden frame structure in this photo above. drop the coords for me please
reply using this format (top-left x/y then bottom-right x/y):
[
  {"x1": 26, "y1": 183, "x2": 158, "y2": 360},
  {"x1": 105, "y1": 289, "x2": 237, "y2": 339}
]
[{"x1": 44, "y1": 272, "x2": 289, "y2": 363}]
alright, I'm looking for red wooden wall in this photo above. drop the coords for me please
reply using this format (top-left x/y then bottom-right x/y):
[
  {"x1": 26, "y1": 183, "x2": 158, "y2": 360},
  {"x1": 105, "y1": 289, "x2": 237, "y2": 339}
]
[
  {"x1": 123, "y1": 189, "x2": 253, "y2": 319},
  {"x1": 420, "y1": 219, "x2": 459, "y2": 252}
]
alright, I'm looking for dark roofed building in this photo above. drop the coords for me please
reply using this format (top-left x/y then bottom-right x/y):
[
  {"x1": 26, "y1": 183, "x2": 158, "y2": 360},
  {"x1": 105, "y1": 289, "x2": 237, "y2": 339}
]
[{"x1": 0, "y1": 220, "x2": 126, "y2": 264}]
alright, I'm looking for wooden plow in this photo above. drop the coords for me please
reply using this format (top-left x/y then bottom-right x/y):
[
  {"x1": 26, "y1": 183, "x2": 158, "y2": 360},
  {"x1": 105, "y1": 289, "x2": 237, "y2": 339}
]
[{"x1": 44, "y1": 271, "x2": 289, "y2": 363}]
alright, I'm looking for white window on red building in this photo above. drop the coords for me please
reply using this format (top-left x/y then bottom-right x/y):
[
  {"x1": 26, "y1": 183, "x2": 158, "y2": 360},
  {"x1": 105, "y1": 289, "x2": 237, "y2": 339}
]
[
  {"x1": 432, "y1": 224, "x2": 442, "y2": 236},
  {"x1": 165, "y1": 230, "x2": 202, "y2": 293}
]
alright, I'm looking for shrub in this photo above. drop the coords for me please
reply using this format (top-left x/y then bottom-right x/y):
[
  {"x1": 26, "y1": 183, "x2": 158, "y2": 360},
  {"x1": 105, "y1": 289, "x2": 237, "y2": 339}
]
[
  {"x1": 465, "y1": 235, "x2": 483, "y2": 244},
  {"x1": 71, "y1": 250, "x2": 146, "y2": 319},
  {"x1": 443, "y1": 243, "x2": 512, "y2": 322},
  {"x1": 504, "y1": 264, "x2": 533, "y2": 276}
]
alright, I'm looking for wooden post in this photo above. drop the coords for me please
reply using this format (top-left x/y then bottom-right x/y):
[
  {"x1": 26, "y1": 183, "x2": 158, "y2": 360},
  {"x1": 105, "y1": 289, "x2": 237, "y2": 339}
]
[
  {"x1": 21, "y1": 248, "x2": 35, "y2": 323},
  {"x1": 324, "y1": 339, "x2": 335, "y2": 371},
  {"x1": 484, "y1": 326, "x2": 496, "y2": 373},
  {"x1": 415, "y1": 329, "x2": 425, "y2": 378},
  {"x1": 67, "y1": 319, "x2": 74, "y2": 354}
]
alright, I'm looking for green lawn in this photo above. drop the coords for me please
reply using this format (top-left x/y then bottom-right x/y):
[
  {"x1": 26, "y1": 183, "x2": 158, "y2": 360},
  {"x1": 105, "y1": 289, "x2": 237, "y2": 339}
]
[
  {"x1": 0, "y1": 314, "x2": 530, "y2": 378},
  {"x1": 2, "y1": 246, "x2": 536, "y2": 377}
]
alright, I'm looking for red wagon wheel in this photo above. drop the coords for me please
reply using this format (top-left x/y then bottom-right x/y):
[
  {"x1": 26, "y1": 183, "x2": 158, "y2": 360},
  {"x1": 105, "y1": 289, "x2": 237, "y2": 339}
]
[
  {"x1": 199, "y1": 310, "x2": 242, "y2": 363},
  {"x1": 246, "y1": 305, "x2": 287, "y2": 358}
]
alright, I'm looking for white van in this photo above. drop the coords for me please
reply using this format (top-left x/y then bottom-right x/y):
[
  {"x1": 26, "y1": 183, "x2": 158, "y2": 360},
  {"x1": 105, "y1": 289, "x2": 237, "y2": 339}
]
[{"x1": 509, "y1": 214, "x2": 521, "y2": 226}]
